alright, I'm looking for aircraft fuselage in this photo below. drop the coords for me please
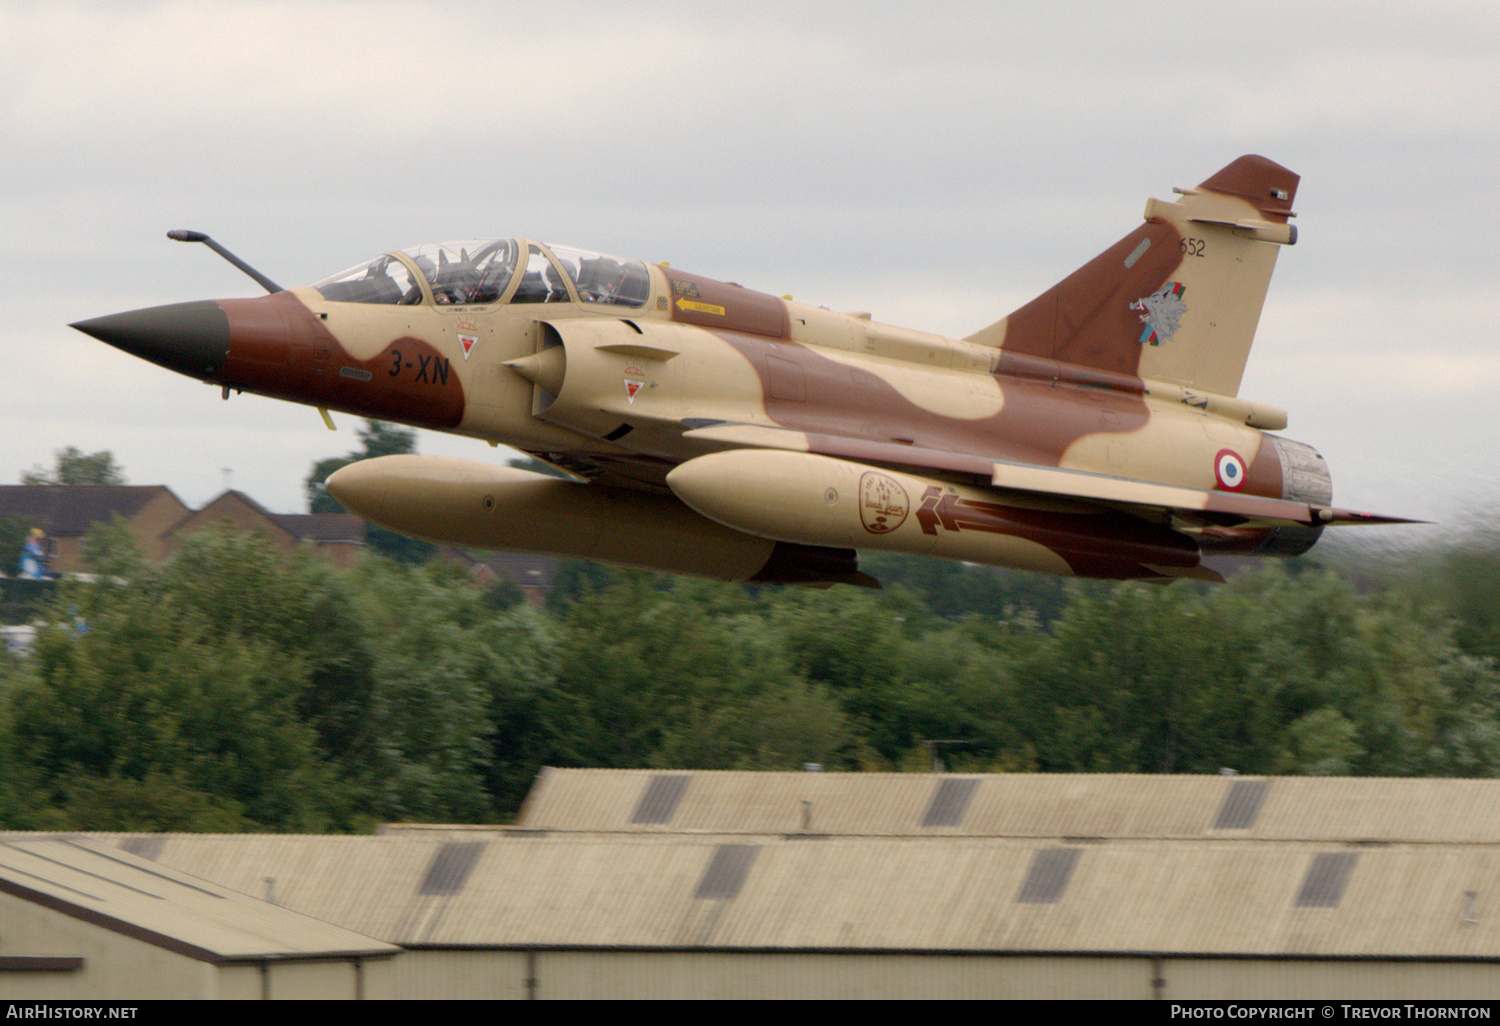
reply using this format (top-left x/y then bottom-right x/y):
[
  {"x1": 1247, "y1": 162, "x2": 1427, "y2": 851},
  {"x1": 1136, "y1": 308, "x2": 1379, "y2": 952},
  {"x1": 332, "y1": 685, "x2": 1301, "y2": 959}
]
[{"x1": 73, "y1": 158, "x2": 1410, "y2": 586}]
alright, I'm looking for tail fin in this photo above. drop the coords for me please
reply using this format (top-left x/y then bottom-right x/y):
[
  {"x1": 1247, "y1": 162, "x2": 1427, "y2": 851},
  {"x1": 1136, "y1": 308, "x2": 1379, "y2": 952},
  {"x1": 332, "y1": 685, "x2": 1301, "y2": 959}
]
[{"x1": 966, "y1": 155, "x2": 1300, "y2": 397}]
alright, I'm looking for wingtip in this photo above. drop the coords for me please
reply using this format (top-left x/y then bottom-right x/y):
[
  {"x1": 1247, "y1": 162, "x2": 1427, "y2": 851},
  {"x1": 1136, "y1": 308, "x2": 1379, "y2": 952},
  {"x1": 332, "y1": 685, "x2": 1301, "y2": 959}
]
[{"x1": 1319, "y1": 507, "x2": 1430, "y2": 527}]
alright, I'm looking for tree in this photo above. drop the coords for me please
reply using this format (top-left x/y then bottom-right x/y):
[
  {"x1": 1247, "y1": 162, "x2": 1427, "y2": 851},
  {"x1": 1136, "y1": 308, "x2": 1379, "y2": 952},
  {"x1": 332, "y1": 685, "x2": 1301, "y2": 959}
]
[
  {"x1": 1, "y1": 525, "x2": 384, "y2": 832},
  {"x1": 8, "y1": 583, "x2": 341, "y2": 831},
  {"x1": 22, "y1": 447, "x2": 125, "y2": 486},
  {"x1": 0, "y1": 516, "x2": 29, "y2": 577},
  {"x1": 545, "y1": 568, "x2": 863, "y2": 772},
  {"x1": 343, "y1": 557, "x2": 510, "y2": 821},
  {"x1": 1398, "y1": 528, "x2": 1500, "y2": 665}
]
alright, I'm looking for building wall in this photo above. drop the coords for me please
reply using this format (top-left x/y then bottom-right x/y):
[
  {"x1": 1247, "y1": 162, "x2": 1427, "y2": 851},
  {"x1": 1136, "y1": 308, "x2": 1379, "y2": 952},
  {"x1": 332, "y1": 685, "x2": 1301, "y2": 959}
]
[
  {"x1": 387, "y1": 950, "x2": 1156, "y2": 1000},
  {"x1": 530, "y1": 951, "x2": 1155, "y2": 1000},
  {"x1": 1164, "y1": 958, "x2": 1500, "y2": 1001},
  {"x1": 0, "y1": 892, "x2": 393, "y2": 1000},
  {"x1": 260, "y1": 958, "x2": 391, "y2": 1000},
  {"x1": 131, "y1": 491, "x2": 195, "y2": 563},
  {"x1": 0, "y1": 890, "x2": 213, "y2": 999},
  {"x1": 394, "y1": 949, "x2": 529, "y2": 1000},
  {"x1": 387, "y1": 949, "x2": 1500, "y2": 1000},
  {"x1": 312, "y1": 540, "x2": 363, "y2": 569},
  {"x1": 38, "y1": 489, "x2": 191, "y2": 575},
  {"x1": 163, "y1": 494, "x2": 297, "y2": 559},
  {"x1": 47, "y1": 536, "x2": 87, "y2": 577},
  {"x1": 211, "y1": 965, "x2": 264, "y2": 1001}
]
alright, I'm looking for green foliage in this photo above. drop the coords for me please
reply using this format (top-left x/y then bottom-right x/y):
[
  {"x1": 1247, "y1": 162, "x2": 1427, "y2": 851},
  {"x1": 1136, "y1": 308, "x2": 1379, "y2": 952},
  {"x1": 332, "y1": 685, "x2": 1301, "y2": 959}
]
[
  {"x1": 481, "y1": 577, "x2": 526, "y2": 611},
  {"x1": 4, "y1": 517, "x2": 1500, "y2": 833},
  {"x1": 860, "y1": 552, "x2": 1068, "y2": 626},
  {"x1": 80, "y1": 515, "x2": 146, "y2": 580},
  {"x1": 1, "y1": 577, "x2": 55, "y2": 624},
  {"x1": 21, "y1": 447, "x2": 126, "y2": 486},
  {"x1": 0, "y1": 515, "x2": 29, "y2": 579},
  {"x1": 343, "y1": 558, "x2": 501, "y2": 821},
  {"x1": 10, "y1": 590, "x2": 332, "y2": 830},
  {"x1": 1399, "y1": 529, "x2": 1500, "y2": 665},
  {"x1": 550, "y1": 570, "x2": 861, "y2": 771},
  {"x1": 544, "y1": 559, "x2": 616, "y2": 613}
]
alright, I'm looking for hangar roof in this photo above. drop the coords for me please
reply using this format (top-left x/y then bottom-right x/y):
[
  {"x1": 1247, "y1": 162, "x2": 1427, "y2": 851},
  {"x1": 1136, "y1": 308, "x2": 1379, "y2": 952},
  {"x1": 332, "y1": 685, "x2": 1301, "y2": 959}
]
[
  {"x1": 0, "y1": 835, "x2": 397, "y2": 963},
  {"x1": 20, "y1": 773, "x2": 1500, "y2": 959},
  {"x1": 505, "y1": 769, "x2": 1500, "y2": 842},
  {"x1": 35, "y1": 828, "x2": 1500, "y2": 959}
]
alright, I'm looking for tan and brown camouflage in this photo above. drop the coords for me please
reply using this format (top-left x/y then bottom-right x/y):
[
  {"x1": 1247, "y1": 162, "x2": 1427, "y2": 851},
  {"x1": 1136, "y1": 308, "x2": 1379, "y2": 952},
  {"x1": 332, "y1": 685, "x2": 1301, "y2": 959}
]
[{"x1": 72, "y1": 156, "x2": 1409, "y2": 587}]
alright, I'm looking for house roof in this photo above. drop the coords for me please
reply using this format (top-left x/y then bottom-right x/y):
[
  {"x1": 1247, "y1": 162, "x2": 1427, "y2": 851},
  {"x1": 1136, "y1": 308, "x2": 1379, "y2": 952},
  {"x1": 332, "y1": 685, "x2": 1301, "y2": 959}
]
[
  {"x1": 163, "y1": 491, "x2": 365, "y2": 546},
  {"x1": 0, "y1": 485, "x2": 185, "y2": 536},
  {"x1": 271, "y1": 513, "x2": 366, "y2": 544},
  {"x1": 464, "y1": 550, "x2": 557, "y2": 587}
]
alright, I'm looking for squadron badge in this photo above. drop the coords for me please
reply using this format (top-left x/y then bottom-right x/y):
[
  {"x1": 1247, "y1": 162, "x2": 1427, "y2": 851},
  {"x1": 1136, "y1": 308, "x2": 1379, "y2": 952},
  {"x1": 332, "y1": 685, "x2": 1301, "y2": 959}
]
[
  {"x1": 623, "y1": 365, "x2": 646, "y2": 404},
  {"x1": 1131, "y1": 282, "x2": 1187, "y2": 346},
  {"x1": 456, "y1": 321, "x2": 479, "y2": 360},
  {"x1": 859, "y1": 471, "x2": 910, "y2": 534}
]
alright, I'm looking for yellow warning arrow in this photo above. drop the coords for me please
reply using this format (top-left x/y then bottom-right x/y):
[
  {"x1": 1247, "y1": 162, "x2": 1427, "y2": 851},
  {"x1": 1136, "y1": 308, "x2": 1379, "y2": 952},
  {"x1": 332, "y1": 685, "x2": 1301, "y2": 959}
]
[{"x1": 676, "y1": 298, "x2": 726, "y2": 316}]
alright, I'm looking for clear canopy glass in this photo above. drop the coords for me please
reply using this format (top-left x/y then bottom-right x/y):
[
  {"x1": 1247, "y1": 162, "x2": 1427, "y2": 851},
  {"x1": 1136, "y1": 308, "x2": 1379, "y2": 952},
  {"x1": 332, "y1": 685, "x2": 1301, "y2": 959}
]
[
  {"x1": 403, "y1": 240, "x2": 519, "y2": 306},
  {"x1": 310, "y1": 253, "x2": 423, "y2": 305},
  {"x1": 310, "y1": 239, "x2": 650, "y2": 308},
  {"x1": 546, "y1": 244, "x2": 652, "y2": 307}
]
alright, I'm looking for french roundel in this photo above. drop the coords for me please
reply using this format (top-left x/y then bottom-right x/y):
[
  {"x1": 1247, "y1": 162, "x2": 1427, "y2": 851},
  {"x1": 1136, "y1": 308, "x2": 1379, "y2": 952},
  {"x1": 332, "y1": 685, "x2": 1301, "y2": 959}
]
[{"x1": 1215, "y1": 449, "x2": 1247, "y2": 491}]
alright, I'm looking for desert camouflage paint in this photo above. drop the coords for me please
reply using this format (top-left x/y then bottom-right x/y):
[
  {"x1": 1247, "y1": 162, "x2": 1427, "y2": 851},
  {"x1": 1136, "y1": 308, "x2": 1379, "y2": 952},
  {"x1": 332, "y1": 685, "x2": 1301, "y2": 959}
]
[{"x1": 74, "y1": 156, "x2": 1408, "y2": 587}]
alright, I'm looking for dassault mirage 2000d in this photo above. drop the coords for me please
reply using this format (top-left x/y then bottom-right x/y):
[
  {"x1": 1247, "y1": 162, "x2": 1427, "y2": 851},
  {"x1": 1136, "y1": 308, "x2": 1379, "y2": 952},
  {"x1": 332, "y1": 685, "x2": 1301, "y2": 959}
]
[{"x1": 73, "y1": 156, "x2": 1410, "y2": 587}]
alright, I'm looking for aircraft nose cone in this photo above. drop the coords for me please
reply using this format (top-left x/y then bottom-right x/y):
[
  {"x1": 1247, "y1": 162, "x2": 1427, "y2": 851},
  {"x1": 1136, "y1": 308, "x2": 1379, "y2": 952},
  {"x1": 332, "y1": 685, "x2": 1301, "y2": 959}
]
[{"x1": 71, "y1": 300, "x2": 231, "y2": 379}]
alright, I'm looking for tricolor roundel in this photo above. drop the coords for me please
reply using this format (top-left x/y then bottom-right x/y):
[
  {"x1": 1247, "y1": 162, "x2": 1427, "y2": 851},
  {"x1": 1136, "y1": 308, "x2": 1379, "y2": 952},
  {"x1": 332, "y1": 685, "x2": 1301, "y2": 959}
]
[{"x1": 1215, "y1": 449, "x2": 1247, "y2": 491}]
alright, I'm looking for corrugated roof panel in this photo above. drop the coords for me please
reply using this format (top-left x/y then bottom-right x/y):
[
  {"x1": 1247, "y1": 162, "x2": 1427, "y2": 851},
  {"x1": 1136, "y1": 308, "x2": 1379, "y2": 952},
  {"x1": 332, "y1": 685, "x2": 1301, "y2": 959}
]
[
  {"x1": 1016, "y1": 848, "x2": 1081, "y2": 904},
  {"x1": 0, "y1": 837, "x2": 396, "y2": 961},
  {"x1": 1253, "y1": 778, "x2": 1500, "y2": 842},
  {"x1": 519, "y1": 770, "x2": 1239, "y2": 837},
  {"x1": 24, "y1": 831, "x2": 1500, "y2": 957},
  {"x1": 30, "y1": 771, "x2": 1500, "y2": 959},
  {"x1": 694, "y1": 844, "x2": 758, "y2": 900},
  {"x1": 1296, "y1": 852, "x2": 1359, "y2": 908},
  {"x1": 417, "y1": 841, "x2": 485, "y2": 896},
  {"x1": 921, "y1": 778, "x2": 979, "y2": 828},
  {"x1": 524, "y1": 769, "x2": 943, "y2": 834},
  {"x1": 117, "y1": 835, "x2": 166, "y2": 861},
  {"x1": 631, "y1": 774, "x2": 691, "y2": 825},
  {"x1": 521, "y1": 771, "x2": 1500, "y2": 843},
  {"x1": 1212, "y1": 779, "x2": 1270, "y2": 830},
  {"x1": 111, "y1": 834, "x2": 444, "y2": 942}
]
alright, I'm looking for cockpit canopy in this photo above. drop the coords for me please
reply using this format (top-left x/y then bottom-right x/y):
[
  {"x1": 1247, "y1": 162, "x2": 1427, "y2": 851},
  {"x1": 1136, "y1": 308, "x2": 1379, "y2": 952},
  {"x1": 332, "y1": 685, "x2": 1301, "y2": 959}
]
[{"x1": 310, "y1": 239, "x2": 651, "y2": 308}]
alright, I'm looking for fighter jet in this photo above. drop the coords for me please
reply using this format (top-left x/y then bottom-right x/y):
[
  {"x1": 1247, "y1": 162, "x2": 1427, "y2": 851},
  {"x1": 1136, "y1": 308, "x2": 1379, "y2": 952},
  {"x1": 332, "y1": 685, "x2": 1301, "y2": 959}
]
[{"x1": 72, "y1": 156, "x2": 1409, "y2": 587}]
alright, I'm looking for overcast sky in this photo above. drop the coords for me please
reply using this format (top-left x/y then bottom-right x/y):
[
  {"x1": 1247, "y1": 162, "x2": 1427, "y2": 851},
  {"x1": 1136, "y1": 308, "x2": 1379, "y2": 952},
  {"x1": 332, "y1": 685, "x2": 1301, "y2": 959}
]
[{"x1": 3, "y1": 0, "x2": 1496, "y2": 547}]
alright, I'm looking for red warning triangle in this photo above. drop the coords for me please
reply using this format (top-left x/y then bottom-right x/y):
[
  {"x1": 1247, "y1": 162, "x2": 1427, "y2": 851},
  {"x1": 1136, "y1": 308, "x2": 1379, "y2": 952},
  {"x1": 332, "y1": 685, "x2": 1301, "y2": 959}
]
[{"x1": 624, "y1": 378, "x2": 644, "y2": 403}]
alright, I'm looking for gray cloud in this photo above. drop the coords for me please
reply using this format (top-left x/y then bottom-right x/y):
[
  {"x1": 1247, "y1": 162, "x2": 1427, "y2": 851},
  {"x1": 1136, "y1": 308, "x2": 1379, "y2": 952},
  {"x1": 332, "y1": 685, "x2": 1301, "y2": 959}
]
[{"x1": 3, "y1": 0, "x2": 1495, "y2": 529}]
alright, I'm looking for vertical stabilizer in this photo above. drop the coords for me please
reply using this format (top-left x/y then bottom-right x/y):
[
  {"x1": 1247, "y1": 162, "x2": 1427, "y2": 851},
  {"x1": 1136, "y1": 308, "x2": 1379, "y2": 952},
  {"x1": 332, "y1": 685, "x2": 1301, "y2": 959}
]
[{"x1": 967, "y1": 156, "x2": 1299, "y2": 397}]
